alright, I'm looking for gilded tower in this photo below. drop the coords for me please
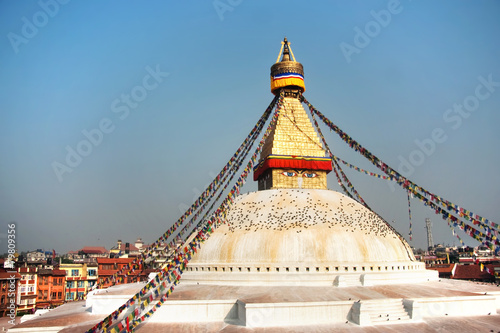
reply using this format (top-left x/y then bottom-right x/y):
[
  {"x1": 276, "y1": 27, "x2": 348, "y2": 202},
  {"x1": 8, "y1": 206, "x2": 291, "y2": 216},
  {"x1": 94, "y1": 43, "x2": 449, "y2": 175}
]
[{"x1": 253, "y1": 38, "x2": 332, "y2": 190}]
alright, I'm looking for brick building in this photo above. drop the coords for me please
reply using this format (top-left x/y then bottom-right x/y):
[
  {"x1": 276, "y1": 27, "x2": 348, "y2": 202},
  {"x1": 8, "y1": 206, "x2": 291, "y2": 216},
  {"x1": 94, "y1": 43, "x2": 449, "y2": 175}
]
[
  {"x1": 36, "y1": 269, "x2": 66, "y2": 309},
  {"x1": 96, "y1": 258, "x2": 146, "y2": 288},
  {"x1": 0, "y1": 268, "x2": 21, "y2": 317},
  {"x1": 16, "y1": 267, "x2": 37, "y2": 314}
]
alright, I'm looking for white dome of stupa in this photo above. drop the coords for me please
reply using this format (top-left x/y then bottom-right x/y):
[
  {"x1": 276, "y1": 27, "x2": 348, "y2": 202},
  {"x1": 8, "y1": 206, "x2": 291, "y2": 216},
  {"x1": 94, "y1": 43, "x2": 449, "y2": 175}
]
[{"x1": 182, "y1": 188, "x2": 435, "y2": 286}]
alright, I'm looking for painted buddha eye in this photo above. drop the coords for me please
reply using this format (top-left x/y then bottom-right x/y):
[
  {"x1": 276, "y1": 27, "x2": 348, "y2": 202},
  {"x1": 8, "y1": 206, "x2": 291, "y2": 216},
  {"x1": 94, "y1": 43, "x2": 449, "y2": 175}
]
[
  {"x1": 303, "y1": 173, "x2": 318, "y2": 178},
  {"x1": 281, "y1": 171, "x2": 297, "y2": 177}
]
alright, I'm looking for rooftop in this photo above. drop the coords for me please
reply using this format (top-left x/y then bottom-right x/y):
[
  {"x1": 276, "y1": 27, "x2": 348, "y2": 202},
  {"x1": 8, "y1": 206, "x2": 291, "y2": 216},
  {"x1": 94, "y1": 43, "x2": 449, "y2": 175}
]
[
  {"x1": 97, "y1": 258, "x2": 136, "y2": 264},
  {"x1": 453, "y1": 264, "x2": 496, "y2": 280},
  {"x1": 80, "y1": 246, "x2": 108, "y2": 254}
]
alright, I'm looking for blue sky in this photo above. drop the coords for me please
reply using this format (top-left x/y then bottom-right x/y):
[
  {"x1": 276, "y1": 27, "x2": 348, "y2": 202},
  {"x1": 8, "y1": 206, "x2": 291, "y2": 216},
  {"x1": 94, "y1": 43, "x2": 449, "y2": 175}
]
[{"x1": 0, "y1": 0, "x2": 499, "y2": 253}]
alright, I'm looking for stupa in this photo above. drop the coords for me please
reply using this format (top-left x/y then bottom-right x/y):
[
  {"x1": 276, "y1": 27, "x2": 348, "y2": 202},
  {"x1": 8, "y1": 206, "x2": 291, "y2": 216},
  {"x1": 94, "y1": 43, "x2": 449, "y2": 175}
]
[
  {"x1": 180, "y1": 37, "x2": 435, "y2": 287},
  {"x1": 9, "y1": 38, "x2": 500, "y2": 333}
]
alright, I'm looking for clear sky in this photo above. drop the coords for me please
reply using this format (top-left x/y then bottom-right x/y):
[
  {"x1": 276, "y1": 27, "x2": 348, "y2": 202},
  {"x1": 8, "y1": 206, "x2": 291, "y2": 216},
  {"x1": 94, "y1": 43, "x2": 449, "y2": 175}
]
[{"x1": 1, "y1": 0, "x2": 499, "y2": 253}]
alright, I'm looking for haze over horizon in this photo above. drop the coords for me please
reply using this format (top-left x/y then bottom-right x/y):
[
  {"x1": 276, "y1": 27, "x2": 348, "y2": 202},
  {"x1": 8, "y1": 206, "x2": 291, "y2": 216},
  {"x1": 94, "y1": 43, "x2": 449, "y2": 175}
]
[{"x1": 1, "y1": 1, "x2": 499, "y2": 254}]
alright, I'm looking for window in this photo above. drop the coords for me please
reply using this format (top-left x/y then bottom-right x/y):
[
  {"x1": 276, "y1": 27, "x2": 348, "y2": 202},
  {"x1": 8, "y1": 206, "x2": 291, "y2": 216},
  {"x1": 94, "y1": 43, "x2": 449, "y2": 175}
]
[
  {"x1": 88, "y1": 269, "x2": 96, "y2": 276},
  {"x1": 71, "y1": 270, "x2": 79, "y2": 276},
  {"x1": 1, "y1": 296, "x2": 4, "y2": 304},
  {"x1": 77, "y1": 292, "x2": 84, "y2": 299},
  {"x1": 52, "y1": 292, "x2": 57, "y2": 299},
  {"x1": 77, "y1": 281, "x2": 84, "y2": 288},
  {"x1": 88, "y1": 281, "x2": 95, "y2": 288},
  {"x1": 58, "y1": 292, "x2": 62, "y2": 299},
  {"x1": 66, "y1": 292, "x2": 74, "y2": 300},
  {"x1": 66, "y1": 281, "x2": 73, "y2": 288}
]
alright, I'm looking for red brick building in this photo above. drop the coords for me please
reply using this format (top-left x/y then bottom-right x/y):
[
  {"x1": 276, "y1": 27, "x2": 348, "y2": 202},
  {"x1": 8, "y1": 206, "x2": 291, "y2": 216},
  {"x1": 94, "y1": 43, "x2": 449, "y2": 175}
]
[
  {"x1": 96, "y1": 258, "x2": 146, "y2": 288},
  {"x1": 16, "y1": 267, "x2": 37, "y2": 314},
  {"x1": 36, "y1": 269, "x2": 66, "y2": 309},
  {"x1": 0, "y1": 268, "x2": 21, "y2": 317}
]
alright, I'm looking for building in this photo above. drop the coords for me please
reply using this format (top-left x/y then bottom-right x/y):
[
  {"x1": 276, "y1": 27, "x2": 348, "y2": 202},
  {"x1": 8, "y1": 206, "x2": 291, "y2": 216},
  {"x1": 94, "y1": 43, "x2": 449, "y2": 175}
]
[
  {"x1": 452, "y1": 264, "x2": 497, "y2": 282},
  {"x1": 66, "y1": 247, "x2": 109, "y2": 263},
  {"x1": 0, "y1": 267, "x2": 21, "y2": 317},
  {"x1": 134, "y1": 238, "x2": 145, "y2": 251},
  {"x1": 16, "y1": 267, "x2": 37, "y2": 314},
  {"x1": 96, "y1": 258, "x2": 145, "y2": 288},
  {"x1": 36, "y1": 269, "x2": 66, "y2": 309},
  {"x1": 65, "y1": 250, "x2": 84, "y2": 261},
  {"x1": 142, "y1": 241, "x2": 171, "y2": 269},
  {"x1": 426, "y1": 263, "x2": 456, "y2": 278},
  {"x1": 109, "y1": 240, "x2": 141, "y2": 258},
  {"x1": 85, "y1": 263, "x2": 98, "y2": 291},
  {"x1": 59, "y1": 263, "x2": 93, "y2": 301},
  {"x1": 26, "y1": 250, "x2": 46, "y2": 264},
  {"x1": 79, "y1": 247, "x2": 108, "y2": 259}
]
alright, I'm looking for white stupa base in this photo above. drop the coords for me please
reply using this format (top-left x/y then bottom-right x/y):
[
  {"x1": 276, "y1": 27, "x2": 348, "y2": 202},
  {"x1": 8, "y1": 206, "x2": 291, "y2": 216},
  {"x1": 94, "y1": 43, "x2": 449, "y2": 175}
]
[
  {"x1": 87, "y1": 282, "x2": 146, "y2": 315},
  {"x1": 85, "y1": 279, "x2": 499, "y2": 328},
  {"x1": 12, "y1": 279, "x2": 500, "y2": 332},
  {"x1": 181, "y1": 265, "x2": 439, "y2": 287}
]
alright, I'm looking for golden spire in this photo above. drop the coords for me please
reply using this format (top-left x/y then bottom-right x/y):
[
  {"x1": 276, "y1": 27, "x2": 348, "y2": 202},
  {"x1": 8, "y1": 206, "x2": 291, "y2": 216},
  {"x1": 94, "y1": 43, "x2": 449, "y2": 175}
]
[
  {"x1": 270, "y1": 37, "x2": 305, "y2": 95},
  {"x1": 254, "y1": 38, "x2": 331, "y2": 190}
]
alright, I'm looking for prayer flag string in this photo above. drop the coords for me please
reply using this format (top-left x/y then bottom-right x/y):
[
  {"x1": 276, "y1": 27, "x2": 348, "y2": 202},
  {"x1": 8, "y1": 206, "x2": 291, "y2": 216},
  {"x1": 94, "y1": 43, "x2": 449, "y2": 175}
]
[
  {"x1": 301, "y1": 95, "x2": 498, "y2": 252},
  {"x1": 94, "y1": 94, "x2": 281, "y2": 291},
  {"x1": 87, "y1": 93, "x2": 286, "y2": 333},
  {"x1": 407, "y1": 190, "x2": 412, "y2": 241}
]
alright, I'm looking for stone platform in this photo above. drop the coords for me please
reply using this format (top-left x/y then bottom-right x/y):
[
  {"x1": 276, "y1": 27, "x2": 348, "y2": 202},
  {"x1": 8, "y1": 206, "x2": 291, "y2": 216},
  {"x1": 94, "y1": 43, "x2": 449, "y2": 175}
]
[{"x1": 9, "y1": 279, "x2": 500, "y2": 332}]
